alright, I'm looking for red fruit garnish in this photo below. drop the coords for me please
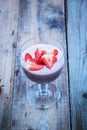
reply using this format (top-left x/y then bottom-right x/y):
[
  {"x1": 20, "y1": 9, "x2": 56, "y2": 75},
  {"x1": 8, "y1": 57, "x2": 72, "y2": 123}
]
[
  {"x1": 30, "y1": 58, "x2": 36, "y2": 63},
  {"x1": 35, "y1": 48, "x2": 46, "y2": 64},
  {"x1": 24, "y1": 53, "x2": 36, "y2": 63},
  {"x1": 42, "y1": 50, "x2": 47, "y2": 55},
  {"x1": 24, "y1": 48, "x2": 58, "y2": 71},
  {"x1": 41, "y1": 54, "x2": 57, "y2": 69},
  {"x1": 24, "y1": 53, "x2": 32, "y2": 61},
  {"x1": 52, "y1": 49, "x2": 58, "y2": 55},
  {"x1": 28, "y1": 62, "x2": 44, "y2": 71},
  {"x1": 36, "y1": 57, "x2": 44, "y2": 65},
  {"x1": 35, "y1": 48, "x2": 42, "y2": 59}
]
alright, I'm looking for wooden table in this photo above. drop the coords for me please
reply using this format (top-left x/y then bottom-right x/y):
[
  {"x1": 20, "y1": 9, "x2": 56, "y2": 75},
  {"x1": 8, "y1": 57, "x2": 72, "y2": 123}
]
[{"x1": 0, "y1": 0, "x2": 87, "y2": 130}]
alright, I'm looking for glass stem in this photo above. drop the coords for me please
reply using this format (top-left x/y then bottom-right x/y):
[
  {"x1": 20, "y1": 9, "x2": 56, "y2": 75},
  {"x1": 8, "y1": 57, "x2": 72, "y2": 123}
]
[{"x1": 38, "y1": 83, "x2": 49, "y2": 96}]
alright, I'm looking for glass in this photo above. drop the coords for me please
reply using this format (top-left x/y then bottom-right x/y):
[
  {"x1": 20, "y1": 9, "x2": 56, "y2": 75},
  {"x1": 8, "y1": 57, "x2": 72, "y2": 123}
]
[{"x1": 20, "y1": 38, "x2": 64, "y2": 109}]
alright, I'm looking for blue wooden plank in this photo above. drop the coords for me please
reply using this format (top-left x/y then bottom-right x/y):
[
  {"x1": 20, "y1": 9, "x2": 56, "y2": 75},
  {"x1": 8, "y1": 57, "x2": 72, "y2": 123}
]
[
  {"x1": 12, "y1": 0, "x2": 70, "y2": 130},
  {"x1": 0, "y1": 0, "x2": 19, "y2": 129},
  {"x1": 67, "y1": 0, "x2": 87, "y2": 130}
]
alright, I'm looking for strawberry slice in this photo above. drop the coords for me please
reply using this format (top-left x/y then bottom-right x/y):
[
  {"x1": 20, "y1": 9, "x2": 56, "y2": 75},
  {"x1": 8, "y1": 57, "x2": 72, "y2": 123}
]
[
  {"x1": 36, "y1": 57, "x2": 44, "y2": 65},
  {"x1": 24, "y1": 53, "x2": 36, "y2": 63},
  {"x1": 42, "y1": 50, "x2": 47, "y2": 55},
  {"x1": 52, "y1": 49, "x2": 58, "y2": 56},
  {"x1": 28, "y1": 62, "x2": 44, "y2": 71},
  {"x1": 41, "y1": 54, "x2": 57, "y2": 69},
  {"x1": 24, "y1": 53, "x2": 32, "y2": 61},
  {"x1": 35, "y1": 48, "x2": 46, "y2": 64},
  {"x1": 30, "y1": 58, "x2": 36, "y2": 63},
  {"x1": 35, "y1": 48, "x2": 42, "y2": 59}
]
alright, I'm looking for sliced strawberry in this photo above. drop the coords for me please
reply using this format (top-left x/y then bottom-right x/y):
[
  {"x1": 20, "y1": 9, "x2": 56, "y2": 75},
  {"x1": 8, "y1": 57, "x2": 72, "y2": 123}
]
[
  {"x1": 36, "y1": 57, "x2": 44, "y2": 65},
  {"x1": 42, "y1": 50, "x2": 47, "y2": 55},
  {"x1": 35, "y1": 48, "x2": 47, "y2": 64},
  {"x1": 41, "y1": 54, "x2": 57, "y2": 69},
  {"x1": 52, "y1": 49, "x2": 58, "y2": 56},
  {"x1": 35, "y1": 48, "x2": 42, "y2": 59},
  {"x1": 30, "y1": 58, "x2": 36, "y2": 63},
  {"x1": 24, "y1": 53, "x2": 36, "y2": 63},
  {"x1": 24, "y1": 53, "x2": 32, "y2": 61},
  {"x1": 28, "y1": 62, "x2": 44, "y2": 71}
]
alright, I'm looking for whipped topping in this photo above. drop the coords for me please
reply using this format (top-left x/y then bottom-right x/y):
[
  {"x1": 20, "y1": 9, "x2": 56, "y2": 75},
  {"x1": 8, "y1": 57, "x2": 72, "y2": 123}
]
[{"x1": 21, "y1": 44, "x2": 64, "y2": 75}]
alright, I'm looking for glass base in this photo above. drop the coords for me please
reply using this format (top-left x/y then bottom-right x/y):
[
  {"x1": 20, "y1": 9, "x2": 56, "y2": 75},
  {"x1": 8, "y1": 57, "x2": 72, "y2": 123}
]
[{"x1": 26, "y1": 83, "x2": 61, "y2": 109}]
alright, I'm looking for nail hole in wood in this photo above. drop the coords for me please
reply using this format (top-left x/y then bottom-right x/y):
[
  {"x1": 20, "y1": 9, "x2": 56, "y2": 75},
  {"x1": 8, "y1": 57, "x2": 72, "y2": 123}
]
[
  {"x1": 14, "y1": 69, "x2": 19, "y2": 76},
  {"x1": 13, "y1": 43, "x2": 17, "y2": 48},
  {"x1": 25, "y1": 112, "x2": 27, "y2": 117},
  {"x1": 12, "y1": 30, "x2": 14, "y2": 36}
]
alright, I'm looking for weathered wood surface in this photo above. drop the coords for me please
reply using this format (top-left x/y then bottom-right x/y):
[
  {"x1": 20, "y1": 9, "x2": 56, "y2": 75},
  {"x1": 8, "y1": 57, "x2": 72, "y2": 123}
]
[
  {"x1": 0, "y1": 0, "x2": 87, "y2": 130},
  {"x1": 67, "y1": 0, "x2": 87, "y2": 130},
  {"x1": 11, "y1": 0, "x2": 70, "y2": 130},
  {"x1": 0, "y1": 0, "x2": 19, "y2": 130}
]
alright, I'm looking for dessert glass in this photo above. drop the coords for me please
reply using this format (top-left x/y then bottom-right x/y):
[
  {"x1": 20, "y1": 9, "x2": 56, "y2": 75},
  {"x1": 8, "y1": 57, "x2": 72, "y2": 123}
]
[{"x1": 20, "y1": 38, "x2": 64, "y2": 109}]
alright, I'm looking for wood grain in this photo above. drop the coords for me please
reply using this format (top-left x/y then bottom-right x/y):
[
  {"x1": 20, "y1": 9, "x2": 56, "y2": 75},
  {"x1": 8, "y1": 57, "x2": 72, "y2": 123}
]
[
  {"x1": 0, "y1": 0, "x2": 19, "y2": 129},
  {"x1": 11, "y1": 0, "x2": 70, "y2": 130},
  {"x1": 67, "y1": 0, "x2": 87, "y2": 130}
]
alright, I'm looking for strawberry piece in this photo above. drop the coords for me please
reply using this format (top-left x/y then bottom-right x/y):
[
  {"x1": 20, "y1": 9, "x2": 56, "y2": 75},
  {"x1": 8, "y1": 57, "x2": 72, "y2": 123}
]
[
  {"x1": 42, "y1": 50, "x2": 47, "y2": 55},
  {"x1": 36, "y1": 57, "x2": 44, "y2": 65},
  {"x1": 35, "y1": 48, "x2": 46, "y2": 64},
  {"x1": 41, "y1": 54, "x2": 57, "y2": 69},
  {"x1": 24, "y1": 53, "x2": 32, "y2": 61},
  {"x1": 35, "y1": 48, "x2": 42, "y2": 59},
  {"x1": 28, "y1": 62, "x2": 44, "y2": 71},
  {"x1": 30, "y1": 58, "x2": 36, "y2": 63},
  {"x1": 52, "y1": 49, "x2": 58, "y2": 56},
  {"x1": 24, "y1": 53, "x2": 36, "y2": 63}
]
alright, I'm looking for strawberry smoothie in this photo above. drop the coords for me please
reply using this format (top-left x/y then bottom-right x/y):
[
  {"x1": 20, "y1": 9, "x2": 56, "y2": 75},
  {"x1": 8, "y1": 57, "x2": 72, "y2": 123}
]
[{"x1": 21, "y1": 44, "x2": 64, "y2": 83}]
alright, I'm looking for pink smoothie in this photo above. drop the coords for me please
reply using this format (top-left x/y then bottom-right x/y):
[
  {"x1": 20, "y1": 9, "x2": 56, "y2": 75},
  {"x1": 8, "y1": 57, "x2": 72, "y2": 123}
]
[{"x1": 21, "y1": 44, "x2": 64, "y2": 83}]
